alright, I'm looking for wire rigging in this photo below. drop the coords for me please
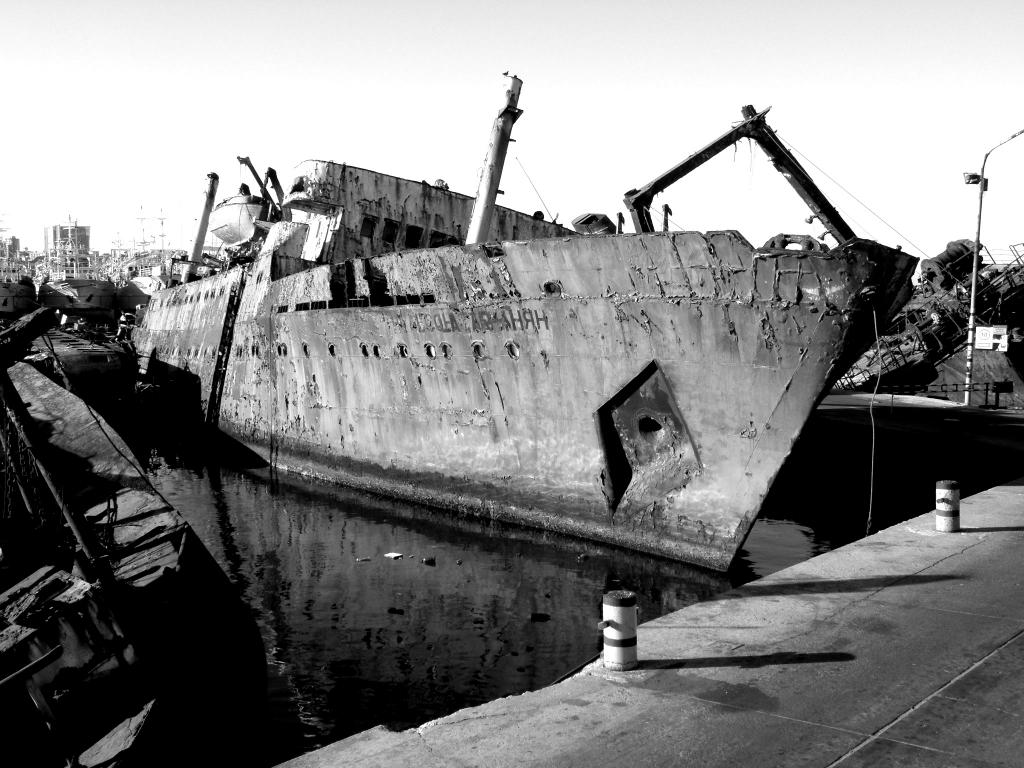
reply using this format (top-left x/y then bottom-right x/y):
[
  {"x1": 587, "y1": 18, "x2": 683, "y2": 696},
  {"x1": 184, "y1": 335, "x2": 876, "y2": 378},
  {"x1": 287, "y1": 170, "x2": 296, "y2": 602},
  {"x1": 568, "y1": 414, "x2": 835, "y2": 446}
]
[
  {"x1": 515, "y1": 157, "x2": 554, "y2": 222},
  {"x1": 777, "y1": 134, "x2": 929, "y2": 258}
]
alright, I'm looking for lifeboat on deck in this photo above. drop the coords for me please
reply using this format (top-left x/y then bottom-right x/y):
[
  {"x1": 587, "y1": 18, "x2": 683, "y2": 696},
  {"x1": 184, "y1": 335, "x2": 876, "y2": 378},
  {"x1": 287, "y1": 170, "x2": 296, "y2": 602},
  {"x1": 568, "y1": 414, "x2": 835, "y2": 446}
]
[{"x1": 207, "y1": 193, "x2": 267, "y2": 247}]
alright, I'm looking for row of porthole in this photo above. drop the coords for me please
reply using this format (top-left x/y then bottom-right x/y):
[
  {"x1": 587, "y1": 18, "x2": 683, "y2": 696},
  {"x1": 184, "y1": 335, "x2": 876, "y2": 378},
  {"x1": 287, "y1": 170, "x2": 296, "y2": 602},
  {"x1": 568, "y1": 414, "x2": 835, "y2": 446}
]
[
  {"x1": 270, "y1": 340, "x2": 522, "y2": 361},
  {"x1": 151, "y1": 284, "x2": 229, "y2": 310},
  {"x1": 152, "y1": 345, "x2": 217, "y2": 360}
]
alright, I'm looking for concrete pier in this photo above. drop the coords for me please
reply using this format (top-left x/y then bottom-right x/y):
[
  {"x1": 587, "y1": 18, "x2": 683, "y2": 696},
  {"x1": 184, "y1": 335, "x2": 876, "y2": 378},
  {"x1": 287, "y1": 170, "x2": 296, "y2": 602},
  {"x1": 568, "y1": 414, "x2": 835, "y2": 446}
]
[{"x1": 279, "y1": 470, "x2": 1024, "y2": 767}]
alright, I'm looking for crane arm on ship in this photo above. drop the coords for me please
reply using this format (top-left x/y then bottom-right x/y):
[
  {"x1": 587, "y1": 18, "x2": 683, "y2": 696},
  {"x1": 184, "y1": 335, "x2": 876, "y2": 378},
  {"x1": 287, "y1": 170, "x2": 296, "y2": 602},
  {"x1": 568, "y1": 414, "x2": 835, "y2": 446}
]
[
  {"x1": 623, "y1": 105, "x2": 856, "y2": 244},
  {"x1": 264, "y1": 167, "x2": 291, "y2": 222},
  {"x1": 236, "y1": 156, "x2": 281, "y2": 218}
]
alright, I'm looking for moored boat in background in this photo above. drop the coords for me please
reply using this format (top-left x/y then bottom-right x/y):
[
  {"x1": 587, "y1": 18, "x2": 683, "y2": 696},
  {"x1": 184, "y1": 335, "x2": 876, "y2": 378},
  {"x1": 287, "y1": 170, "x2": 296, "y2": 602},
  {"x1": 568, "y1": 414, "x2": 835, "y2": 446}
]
[{"x1": 38, "y1": 278, "x2": 117, "y2": 321}]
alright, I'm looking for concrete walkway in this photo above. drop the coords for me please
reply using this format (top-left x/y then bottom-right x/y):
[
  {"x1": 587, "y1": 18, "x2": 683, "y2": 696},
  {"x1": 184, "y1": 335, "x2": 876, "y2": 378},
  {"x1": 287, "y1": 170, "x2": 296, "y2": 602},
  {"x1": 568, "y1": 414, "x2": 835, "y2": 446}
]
[{"x1": 280, "y1": 477, "x2": 1024, "y2": 768}]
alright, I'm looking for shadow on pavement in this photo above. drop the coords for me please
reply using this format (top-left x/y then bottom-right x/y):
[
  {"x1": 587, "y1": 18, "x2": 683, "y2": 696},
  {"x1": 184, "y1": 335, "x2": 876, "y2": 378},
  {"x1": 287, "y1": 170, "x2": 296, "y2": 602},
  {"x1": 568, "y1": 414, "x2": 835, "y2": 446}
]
[
  {"x1": 639, "y1": 651, "x2": 856, "y2": 669},
  {"x1": 718, "y1": 573, "x2": 963, "y2": 598}
]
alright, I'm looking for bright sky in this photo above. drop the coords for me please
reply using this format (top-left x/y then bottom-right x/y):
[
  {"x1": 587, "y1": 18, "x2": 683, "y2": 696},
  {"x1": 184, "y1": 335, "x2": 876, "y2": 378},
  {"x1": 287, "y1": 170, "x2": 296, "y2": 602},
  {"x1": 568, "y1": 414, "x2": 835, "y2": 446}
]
[{"x1": 3, "y1": 0, "x2": 1023, "y2": 263}]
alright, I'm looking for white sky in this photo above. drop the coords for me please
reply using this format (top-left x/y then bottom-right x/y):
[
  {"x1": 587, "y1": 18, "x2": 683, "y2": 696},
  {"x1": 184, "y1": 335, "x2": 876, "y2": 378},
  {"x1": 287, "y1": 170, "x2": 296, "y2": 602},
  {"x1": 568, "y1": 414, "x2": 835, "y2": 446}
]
[{"x1": 3, "y1": 0, "x2": 1023, "y2": 262}]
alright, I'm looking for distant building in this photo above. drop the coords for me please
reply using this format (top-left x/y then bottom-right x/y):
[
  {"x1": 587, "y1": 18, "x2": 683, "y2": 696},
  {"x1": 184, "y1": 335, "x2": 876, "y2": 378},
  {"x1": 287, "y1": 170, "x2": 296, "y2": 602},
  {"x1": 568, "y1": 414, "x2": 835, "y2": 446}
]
[
  {"x1": 0, "y1": 236, "x2": 19, "y2": 259},
  {"x1": 51, "y1": 223, "x2": 90, "y2": 254}
]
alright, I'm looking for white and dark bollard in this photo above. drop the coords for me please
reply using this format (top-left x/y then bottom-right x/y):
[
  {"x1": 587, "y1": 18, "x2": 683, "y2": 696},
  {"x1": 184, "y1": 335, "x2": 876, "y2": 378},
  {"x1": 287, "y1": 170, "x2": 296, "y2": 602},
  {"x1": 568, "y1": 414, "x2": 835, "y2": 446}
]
[
  {"x1": 935, "y1": 480, "x2": 960, "y2": 532},
  {"x1": 598, "y1": 590, "x2": 638, "y2": 671}
]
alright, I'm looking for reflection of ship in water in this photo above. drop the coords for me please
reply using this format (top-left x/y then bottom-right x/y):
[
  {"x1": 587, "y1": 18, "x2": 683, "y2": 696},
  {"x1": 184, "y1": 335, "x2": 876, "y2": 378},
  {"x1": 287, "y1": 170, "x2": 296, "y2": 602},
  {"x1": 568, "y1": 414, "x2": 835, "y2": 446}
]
[
  {"x1": 149, "y1": 460, "x2": 729, "y2": 759},
  {"x1": 837, "y1": 239, "x2": 1024, "y2": 405}
]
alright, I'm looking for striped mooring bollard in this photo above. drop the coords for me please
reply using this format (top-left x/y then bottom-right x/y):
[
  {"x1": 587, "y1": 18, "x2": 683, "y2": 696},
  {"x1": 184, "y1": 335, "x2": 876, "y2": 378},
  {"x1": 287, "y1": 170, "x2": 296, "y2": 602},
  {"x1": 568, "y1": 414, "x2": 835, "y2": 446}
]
[
  {"x1": 935, "y1": 480, "x2": 960, "y2": 532},
  {"x1": 598, "y1": 590, "x2": 638, "y2": 671}
]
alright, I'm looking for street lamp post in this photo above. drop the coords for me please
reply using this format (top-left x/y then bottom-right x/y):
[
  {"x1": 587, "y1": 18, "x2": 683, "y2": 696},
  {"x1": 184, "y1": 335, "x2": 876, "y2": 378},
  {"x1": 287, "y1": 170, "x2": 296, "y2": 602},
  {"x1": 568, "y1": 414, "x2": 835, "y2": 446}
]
[{"x1": 962, "y1": 126, "x2": 1024, "y2": 406}]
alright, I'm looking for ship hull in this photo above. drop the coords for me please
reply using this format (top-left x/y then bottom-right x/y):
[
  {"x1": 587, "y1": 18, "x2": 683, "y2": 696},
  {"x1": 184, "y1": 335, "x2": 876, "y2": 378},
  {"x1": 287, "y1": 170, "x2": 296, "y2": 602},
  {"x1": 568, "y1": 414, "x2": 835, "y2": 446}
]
[
  {"x1": 0, "y1": 280, "x2": 37, "y2": 318},
  {"x1": 134, "y1": 229, "x2": 914, "y2": 570},
  {"x1": 38, "y1": 279, "x2": 117, "y2": 319}
]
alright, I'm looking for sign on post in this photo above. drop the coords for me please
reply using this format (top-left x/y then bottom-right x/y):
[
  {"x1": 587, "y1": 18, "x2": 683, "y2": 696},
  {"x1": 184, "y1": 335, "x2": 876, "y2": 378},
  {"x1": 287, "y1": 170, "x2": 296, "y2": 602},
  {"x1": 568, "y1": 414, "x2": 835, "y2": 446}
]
[{"x1": 975, "y1": 325, "x2": 1009, "y2": 352}]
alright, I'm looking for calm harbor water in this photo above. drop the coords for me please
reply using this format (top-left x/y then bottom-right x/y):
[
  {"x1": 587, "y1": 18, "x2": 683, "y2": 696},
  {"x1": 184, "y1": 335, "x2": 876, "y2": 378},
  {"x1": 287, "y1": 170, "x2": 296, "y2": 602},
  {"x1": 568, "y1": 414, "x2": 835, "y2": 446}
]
[
  {"x1": 137, "y1": 397, "x2": 1024, "y2": 765},
  {"x1": 141, "y1": 451, "x2": 817, "y2": 765}
]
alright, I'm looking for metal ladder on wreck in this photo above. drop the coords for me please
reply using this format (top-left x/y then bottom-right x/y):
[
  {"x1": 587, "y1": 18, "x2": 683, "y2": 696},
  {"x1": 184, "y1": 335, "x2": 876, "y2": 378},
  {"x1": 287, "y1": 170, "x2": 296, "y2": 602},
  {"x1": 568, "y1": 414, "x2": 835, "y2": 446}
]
[
  {"x1": 205, "y1": 271, "x2": 247, "y2": 425},
  {"x1": 836, "y1": 250, "x2": 1024, "y2": 390}
]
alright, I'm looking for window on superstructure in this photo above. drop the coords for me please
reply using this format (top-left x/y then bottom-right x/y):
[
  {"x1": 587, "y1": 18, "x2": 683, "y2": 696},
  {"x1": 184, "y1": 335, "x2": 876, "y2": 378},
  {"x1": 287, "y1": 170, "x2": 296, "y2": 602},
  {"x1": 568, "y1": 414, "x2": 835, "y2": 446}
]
[
  {"x1": 382, "y1": 219, "x2": 400, "y2": 251},
  {"x1": 404, "y1": 225, "x2": 424, "y2": 249},
  {"x1": 429, "y1": 231, "x2": 455, "y2": 248},
  {"x1": 360, "y1": 216, "x2": 378, "y2": 240}
]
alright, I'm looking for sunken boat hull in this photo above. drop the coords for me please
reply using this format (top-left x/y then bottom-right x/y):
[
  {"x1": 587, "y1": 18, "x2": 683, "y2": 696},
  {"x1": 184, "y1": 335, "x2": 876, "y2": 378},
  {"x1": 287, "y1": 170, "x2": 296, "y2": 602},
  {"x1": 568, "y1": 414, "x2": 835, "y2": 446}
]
[{"x1": 135, "y1": 226, "x2": 915, "y2": 570}]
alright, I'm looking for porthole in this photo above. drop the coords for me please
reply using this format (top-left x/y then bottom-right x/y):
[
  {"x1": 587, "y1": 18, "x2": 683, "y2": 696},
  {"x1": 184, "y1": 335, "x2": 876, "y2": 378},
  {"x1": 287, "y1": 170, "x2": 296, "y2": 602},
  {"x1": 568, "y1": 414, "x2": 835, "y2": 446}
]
[
  {"x1": 543, "y1": 280, "x2": 563, "y2": 297},
  {"x1": 397, "y1": 343, "x2": 409, "y2": 358},
  {"x1": 440, "y1": 342, "x2": 453, "y2": 359},
  {"x1": 302, "y1": 342, "x2": 310, "y2": 357},
  {"x1": 472, "y1": 340, "x2": 485, "y2": 359},
  {"x1": 372, "y1": 344, "x2": 381, "y2": 358},
  {"x1": 328, "y1": 343, "x2": 336, "y2": 357},
  {"x1": 424, "y1": 343, "x2": 436, "y2": 359},
  {"x1": 505, "y1": 340, "x2": 520, "y2": 360},
  {"x1": 360, "y1": 343, "x2": 370, "y2": 358}
]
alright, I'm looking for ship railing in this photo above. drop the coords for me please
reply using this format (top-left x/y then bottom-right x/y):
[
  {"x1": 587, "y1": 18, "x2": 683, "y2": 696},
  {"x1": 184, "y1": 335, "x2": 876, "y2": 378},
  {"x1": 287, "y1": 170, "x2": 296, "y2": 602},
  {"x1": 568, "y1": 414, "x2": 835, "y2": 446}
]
[
  {"x1": 0, "y1": 371, "x2": 117, "y2": 582},
  {"x1": 0, "y1": 372, "x2": 70, "y2": 560},
  {"x1": 872, "y1": 380, "x2": 1013, "y2": 409},
  {"x1": 836, "y1": 332, "x2": 921, "y2": 389}
]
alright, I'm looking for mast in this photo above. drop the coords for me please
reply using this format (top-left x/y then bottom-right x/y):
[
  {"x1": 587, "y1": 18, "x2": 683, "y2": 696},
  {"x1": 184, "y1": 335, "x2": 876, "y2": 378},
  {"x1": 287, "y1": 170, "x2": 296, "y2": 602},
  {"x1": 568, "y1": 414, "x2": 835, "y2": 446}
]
[
  {"x1": 190, "y1": 172, "x2": 220, "y2": 269},
  {"x1": 465, "y1": 75, "x2": 523, "y2": 246}
]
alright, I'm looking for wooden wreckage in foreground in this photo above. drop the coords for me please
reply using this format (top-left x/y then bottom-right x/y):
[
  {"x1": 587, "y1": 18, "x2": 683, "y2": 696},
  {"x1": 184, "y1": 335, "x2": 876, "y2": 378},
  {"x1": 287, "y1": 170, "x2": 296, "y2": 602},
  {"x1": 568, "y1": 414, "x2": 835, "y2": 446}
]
[
  {"x1": 0, "y1": 309, "x2": 263, "y2": 766},
  {"x1": 134, "y1": 82, "x2": 917, "y2": 571}
]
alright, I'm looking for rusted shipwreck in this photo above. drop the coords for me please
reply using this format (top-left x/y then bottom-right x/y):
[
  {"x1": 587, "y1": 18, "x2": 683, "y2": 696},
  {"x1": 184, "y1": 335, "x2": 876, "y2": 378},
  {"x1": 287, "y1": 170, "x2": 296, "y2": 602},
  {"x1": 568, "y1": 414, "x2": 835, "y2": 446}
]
[
  {"x1": 134, "y1": 82, "x2": 916, "y2": 571},
  {"x1": 838, "y1": 239, "x2": 1024, "y2": 405}
]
